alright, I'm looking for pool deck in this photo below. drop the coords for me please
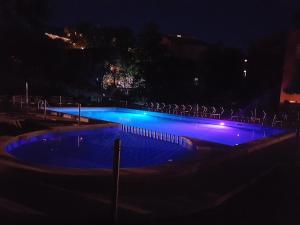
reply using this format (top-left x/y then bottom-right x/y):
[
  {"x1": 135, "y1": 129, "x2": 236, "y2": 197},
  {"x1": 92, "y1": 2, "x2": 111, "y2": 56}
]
[{"x1": 0, "y1": 110, "x2": 298, "y2": 224}]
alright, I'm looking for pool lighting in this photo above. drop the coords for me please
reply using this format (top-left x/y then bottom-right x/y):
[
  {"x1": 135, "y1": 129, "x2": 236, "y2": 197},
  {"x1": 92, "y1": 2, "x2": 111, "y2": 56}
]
[{"x1": 219, "y1": 122, "x2": 225, "y2": 126}]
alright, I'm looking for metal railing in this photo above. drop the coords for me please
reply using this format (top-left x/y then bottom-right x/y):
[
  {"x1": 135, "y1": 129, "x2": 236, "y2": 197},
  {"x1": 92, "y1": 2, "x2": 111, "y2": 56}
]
[{"x1": 121, "y1": 124, "x2": 191, "y2": 148}]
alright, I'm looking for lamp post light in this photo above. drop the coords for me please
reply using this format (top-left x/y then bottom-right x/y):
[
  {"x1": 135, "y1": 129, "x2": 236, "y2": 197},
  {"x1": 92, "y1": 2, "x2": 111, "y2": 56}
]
[
  {"x1": 25, "y1": 82, "x2": 29, "y2": 105},
  {"x1": 96, "y1": 77, "x2": 100, "y2": 103},
  {"x1": 243, "y1": 58, "x2": 248, "y2": 78}
]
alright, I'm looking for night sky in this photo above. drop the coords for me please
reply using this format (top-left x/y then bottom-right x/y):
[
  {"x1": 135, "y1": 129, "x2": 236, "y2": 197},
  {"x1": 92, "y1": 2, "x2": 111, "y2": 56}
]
[{"x1": 49, "y1": 0, "x2": 300, "y2": 49}]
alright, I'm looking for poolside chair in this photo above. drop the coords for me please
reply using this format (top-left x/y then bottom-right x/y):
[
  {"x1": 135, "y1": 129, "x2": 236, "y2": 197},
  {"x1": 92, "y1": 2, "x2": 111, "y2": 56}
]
[
  {"x1": 173, "y1": 104, "x2": 179, "y2": 114},
  {"x1": 202, "y1": 106, "x2": 209, "y2": 117},
  {"x1": 250, "y1": 110, "x2": 260, "y2": 124},
  {"x1": 180, "y1": 105, "x2": 186, "y2": 115},
  {"x1": 261, "y1": 110, "x2": 267, "y2": 126},
  {"x1": 193, "y1": 104, "x2": 199, "y2": 117},
  {"x1": 150, "y1": 102, "x2": 155, "y2": 111},
  {"x1": 249, "y1": 108, "x2": 261, "y2": 124},
  {"x1": 231, "y1": 109, "x2": 241, "y2": 121},
  {"x1": 220, "y1": 107, "x2": 225, "y2": 118},
  {"x1": 212, "y1": 106, "x2": 224, "y2": 119},
  {"x1": 166, "y1": 104, "x2": 172, "y2": 114},
  {"x1": 210, "y1": 106, "x2": 221, "y2": 119},
  {"x1": 161, "y1": 103, "x2": 166, "y2": 112},
  {"x1": 186, "y1": 105, "x2": 193, "y2": 115},
  {"x1": 155, "y1": 103, "x2": 160, "y2": 111},
  {"x1": 242, "y1": 110, "x2": 254, "y2": 123},
  {"x1": 272, "y1": 114, "x2": 283, "y2": 127}
]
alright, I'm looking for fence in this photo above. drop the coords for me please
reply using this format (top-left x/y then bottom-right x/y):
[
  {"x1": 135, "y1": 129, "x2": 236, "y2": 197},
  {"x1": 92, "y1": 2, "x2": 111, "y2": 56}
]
[{"x1": 121, "y1": 124, "x2": 192, "y2": 148}]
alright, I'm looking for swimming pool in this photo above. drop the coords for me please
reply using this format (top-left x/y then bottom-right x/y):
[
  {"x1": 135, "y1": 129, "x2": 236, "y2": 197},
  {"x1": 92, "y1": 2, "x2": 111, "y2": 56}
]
[
  {"x1": 5, "y1": 127, "x2": 194, "y2": 169},
  {"x1": 49, "y1": 107, "x2": 286, "y2": 146}
]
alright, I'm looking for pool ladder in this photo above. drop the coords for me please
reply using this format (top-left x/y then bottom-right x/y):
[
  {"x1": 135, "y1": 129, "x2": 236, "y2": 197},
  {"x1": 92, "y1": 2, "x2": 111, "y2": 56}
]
[{"x1": 121, "y1": 124, "x2": 192, "y2": 148}]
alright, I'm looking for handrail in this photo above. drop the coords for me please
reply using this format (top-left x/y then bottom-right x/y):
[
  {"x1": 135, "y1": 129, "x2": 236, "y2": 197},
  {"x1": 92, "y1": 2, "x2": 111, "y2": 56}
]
[{"x1": 121, "y1": 124, "x2": 191, "y2": 148}]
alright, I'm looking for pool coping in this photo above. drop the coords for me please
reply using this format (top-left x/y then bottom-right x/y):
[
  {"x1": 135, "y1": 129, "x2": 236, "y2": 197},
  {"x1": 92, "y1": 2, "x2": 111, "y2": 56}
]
[{"x1": 0, "y1": 122, "x2": 296, "y2": 177}]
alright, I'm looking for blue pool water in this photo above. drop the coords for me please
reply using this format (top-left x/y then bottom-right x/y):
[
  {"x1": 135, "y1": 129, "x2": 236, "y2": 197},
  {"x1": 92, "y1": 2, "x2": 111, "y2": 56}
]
[
  {"x1": 6, "y1": 127, "x2": 194, "y2": 168},
  {"x1": 49, "y1": 107, "x2": 286, "y2": 146}
]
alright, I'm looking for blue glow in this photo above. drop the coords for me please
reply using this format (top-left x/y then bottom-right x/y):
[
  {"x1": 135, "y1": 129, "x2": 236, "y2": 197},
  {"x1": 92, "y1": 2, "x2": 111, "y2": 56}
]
[
  {"x1": 49, "y1": 107, "x2": 287, "y2": 146},
  {"x1": 6, "y1": 127, "x2": 194, "y2": 168}
]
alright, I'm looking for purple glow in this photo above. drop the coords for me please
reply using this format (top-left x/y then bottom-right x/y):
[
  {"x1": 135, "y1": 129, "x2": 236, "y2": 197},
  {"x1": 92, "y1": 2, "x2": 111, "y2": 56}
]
[{"x1": 48, "y1": 107, "x2": 287, "y2": 146}]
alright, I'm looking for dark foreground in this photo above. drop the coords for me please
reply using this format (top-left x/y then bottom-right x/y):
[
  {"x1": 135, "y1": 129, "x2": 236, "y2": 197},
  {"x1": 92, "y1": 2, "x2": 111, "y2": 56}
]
[{"x1": 0, "y1": 110, "x2": 299, "y2": 225}]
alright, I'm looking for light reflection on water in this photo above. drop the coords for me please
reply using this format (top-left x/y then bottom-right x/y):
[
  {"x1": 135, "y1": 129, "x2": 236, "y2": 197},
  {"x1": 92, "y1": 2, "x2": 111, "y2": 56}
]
[
  {"x1": 49, "y1": 107, "x2": 286, "y2": 146},
  {"x1": 6, "y1": 127, "x2": 195, "y2": 169}
]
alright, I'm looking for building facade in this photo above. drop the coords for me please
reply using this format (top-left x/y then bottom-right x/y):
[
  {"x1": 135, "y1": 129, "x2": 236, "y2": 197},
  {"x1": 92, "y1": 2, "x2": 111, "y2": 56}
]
[{"x1": 280, "y1": 29, "x2": 300, "y2": 104}]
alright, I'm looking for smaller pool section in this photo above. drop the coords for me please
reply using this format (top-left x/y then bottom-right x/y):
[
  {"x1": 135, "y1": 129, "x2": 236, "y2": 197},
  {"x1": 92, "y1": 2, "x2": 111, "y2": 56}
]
[
  {"x1": 49, "y1": 107, "x2": 287, "y2": 146},
  {"x1": 6, "y1": 127, "x2": 195, "y2": 169}
]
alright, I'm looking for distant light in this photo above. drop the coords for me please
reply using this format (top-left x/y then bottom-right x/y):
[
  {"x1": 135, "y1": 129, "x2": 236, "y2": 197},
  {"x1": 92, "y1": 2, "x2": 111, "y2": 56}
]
[
  {"x1": 243, "y1": 70, "x2": 247, "y2": 73},
  {"x1": 219, "y1": 122, "x2": 225, "y2": 126},
  {"x1": 289, "y1": 100, "x2": 296, "y2": 103},
  {"x1": 80, "y1": 47, "x2": 84, "y2": 50},
  {"x1": 45, "y1": 32, "x2": 70, "y2": 43},
  {"x1": 243, "y1": 70, "x2": 247, "y2": 77},
  {"x1": 176, "y1": 34, "x2": 182, "y2": 38},
  {"x1": 244, "y1": 59, "x2": 248, "y2": 62},
  {"x1": 237, "y1": 133, "x2": 240, "y2": 137}
]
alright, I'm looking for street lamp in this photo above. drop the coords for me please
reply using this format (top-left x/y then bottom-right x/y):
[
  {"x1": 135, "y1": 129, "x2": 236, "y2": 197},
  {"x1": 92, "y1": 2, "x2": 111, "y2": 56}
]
[
  {"x1": 96, "y1": 77, "x2": 100, "y2": 103},
  {"x1": 243, "y1": 58, "x2": 248, "y2": 78},
  {"x1": 25, "y1": 81, "x2": 29, "y2": 104}
]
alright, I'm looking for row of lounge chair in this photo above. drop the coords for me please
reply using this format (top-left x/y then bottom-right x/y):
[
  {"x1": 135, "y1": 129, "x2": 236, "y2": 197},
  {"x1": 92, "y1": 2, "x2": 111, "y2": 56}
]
[{"x1": 143, "y1": 102, "x2": 294, "y2": 127}]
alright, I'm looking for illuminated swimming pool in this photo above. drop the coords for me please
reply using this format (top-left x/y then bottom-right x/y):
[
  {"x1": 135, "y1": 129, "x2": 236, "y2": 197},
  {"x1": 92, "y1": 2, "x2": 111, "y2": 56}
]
[
  {"x1": 49, "y1": 107, "x2": 286, "y2": 146},
  {"x1": 6, "y1": 127, "x2": 193, "y2": 169}
]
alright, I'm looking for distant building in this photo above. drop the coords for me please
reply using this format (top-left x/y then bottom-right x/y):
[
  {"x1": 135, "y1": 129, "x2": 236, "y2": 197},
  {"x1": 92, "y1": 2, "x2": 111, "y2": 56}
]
[
  {"x1": 161, "y1": 34, "x2": 208, "y2": 60},
  {"x1": 280, "y1": 29, "x2": 300, "y2": 104},
  {"x1": 247, "y1": 33, "x2": 287, "y2": 107},
  {"x1": 44, "y1": 27, "x2": 86, "y2": 50}
]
